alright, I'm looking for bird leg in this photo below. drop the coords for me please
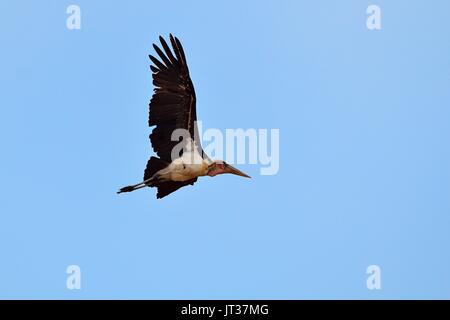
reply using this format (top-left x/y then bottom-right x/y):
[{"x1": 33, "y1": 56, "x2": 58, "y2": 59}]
[
  {"x1": 117, "y1": 179, "x2": 151, "y2": 194},
  {"x1": 117, "y1": 174, "x2": 164, "y2": 194}
]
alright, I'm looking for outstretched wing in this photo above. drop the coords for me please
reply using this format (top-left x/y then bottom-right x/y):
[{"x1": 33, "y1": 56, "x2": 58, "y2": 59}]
[{"x1": 148, "y1": 34, "x2": 201, "y2": 163}]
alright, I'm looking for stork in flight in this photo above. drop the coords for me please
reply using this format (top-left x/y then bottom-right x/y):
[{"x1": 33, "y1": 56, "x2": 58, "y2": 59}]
[{"x1": 118, "y1": 34, "x2": 250, "y2": 199}]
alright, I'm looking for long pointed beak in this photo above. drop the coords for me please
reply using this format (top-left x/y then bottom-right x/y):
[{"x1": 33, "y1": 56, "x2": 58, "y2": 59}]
[{"x1": 225, "y1": 164, "x2": 251, "y2": 178}]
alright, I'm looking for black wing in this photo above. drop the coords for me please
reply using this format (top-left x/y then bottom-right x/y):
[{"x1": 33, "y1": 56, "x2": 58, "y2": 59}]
[
  {"x1": 155, "y1": 179, "x2": 197, "y2": 199},
  {"x1": 148, "y1": 34, "x2": 201, "y2": 163}
]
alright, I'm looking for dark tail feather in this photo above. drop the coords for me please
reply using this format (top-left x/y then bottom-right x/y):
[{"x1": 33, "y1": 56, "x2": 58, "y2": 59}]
[{"x1": 144, "y1": 156, "x2": 169, "y2": 181}]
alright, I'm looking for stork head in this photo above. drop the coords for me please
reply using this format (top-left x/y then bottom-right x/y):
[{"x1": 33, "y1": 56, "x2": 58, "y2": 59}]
[{"x1": 207, "y1": 160, "x2": 251, "y2": 178}]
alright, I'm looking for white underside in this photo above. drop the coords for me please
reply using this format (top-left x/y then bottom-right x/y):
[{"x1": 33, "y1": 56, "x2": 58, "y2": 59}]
[{"x1": 157, "y1": 138, "x2": 212, "y2": 182}]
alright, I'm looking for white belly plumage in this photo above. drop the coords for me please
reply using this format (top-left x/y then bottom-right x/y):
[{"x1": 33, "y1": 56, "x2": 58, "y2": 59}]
[{"x1": 156, "y1": 139, "x2": 211, "y2": 182}]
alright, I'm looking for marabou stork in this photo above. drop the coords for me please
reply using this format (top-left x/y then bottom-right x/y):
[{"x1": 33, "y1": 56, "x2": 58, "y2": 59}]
[{"x1": 118, "y1": 34, "x2": 250, "y2": 199}]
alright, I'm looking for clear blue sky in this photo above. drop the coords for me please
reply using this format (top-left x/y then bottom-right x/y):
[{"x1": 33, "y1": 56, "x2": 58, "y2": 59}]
[{"x1": 1, "y1": 0, "x2": 449, "y2": 299}]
